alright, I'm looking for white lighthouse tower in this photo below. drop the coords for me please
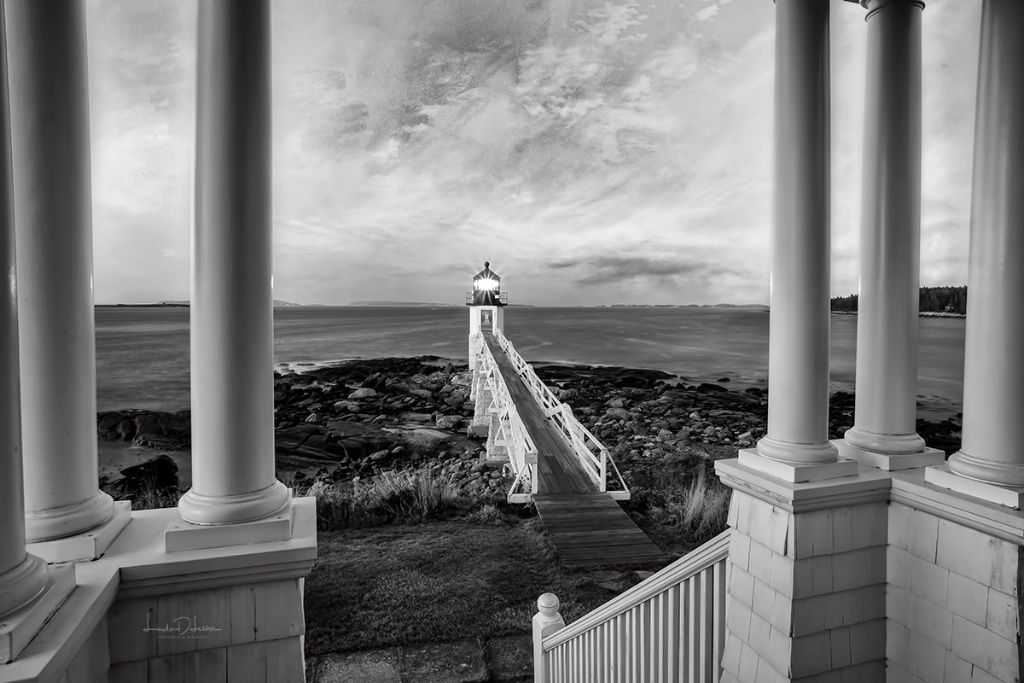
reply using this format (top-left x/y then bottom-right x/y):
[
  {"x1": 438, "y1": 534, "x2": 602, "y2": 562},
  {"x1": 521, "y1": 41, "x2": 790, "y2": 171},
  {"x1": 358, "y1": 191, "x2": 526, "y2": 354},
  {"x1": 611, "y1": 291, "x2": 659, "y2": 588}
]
[{"x1": 467, "y1": 261, "x2": 507, "y2": 365}]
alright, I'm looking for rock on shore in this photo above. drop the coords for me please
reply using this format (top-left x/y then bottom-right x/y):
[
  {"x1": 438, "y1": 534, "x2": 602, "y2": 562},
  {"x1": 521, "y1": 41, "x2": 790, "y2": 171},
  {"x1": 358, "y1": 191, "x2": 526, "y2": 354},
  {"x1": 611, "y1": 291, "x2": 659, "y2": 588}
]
[{"x1": 97, "y1": 356, "x2": 962, "y2": 499}]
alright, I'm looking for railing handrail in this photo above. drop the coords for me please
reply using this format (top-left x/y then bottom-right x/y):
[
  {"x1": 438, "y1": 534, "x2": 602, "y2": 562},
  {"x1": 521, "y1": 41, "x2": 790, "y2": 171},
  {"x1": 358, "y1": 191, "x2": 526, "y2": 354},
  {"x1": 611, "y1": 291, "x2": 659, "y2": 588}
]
[
  {"x1": 542, "y1": 530, "x2": 731, "y2": 650},
  {"x1": 476, "y1": 333, "x2": 538, "y2": 496},
  {"x1": 491, "y1": 328, "x2": 629, "y2": 493}
]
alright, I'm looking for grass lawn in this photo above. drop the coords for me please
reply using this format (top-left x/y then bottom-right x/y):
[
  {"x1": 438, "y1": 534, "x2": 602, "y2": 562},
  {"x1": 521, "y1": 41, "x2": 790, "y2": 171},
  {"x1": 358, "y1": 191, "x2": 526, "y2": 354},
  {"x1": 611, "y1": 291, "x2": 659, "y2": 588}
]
[{"x1": 304, "y1": 517, "x2": 661, "y2": 655}]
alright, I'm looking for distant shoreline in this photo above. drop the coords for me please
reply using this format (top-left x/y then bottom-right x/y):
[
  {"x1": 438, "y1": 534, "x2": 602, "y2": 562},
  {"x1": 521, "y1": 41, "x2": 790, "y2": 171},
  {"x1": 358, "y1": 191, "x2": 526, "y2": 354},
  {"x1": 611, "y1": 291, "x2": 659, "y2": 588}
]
[{"x1": 831, "y1": 310, "x2": 966, "y2": 319}]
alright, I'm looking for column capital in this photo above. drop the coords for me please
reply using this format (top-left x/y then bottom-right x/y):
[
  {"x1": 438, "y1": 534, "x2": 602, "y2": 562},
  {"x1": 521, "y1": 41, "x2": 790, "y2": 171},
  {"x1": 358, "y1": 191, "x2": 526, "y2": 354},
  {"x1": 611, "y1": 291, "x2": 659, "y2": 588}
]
[{"x1": 861, "y1": 0, "x2": 925, "y2": 18}]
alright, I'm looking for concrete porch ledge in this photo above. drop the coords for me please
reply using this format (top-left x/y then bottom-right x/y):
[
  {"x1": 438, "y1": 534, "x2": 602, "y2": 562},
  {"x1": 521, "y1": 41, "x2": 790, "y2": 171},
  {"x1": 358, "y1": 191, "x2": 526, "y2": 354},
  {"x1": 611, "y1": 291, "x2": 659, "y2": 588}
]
[{"x1": 0, "y1": 497, "x2": 317, "y2": 683}]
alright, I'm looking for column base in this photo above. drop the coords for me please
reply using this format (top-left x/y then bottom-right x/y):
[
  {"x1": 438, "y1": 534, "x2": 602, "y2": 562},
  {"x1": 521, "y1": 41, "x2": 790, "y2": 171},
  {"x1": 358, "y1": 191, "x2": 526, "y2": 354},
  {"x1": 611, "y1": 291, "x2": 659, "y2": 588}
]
[
  {"x1": 24, "y1": 490, "x2": 116, "y2": 545},
  {"x1": 738, "y1": 446, "x2": 858, "y2": 483},
  {"x1": 836, "y1": 439, "x2": 946, "y2": 471},
  {"x1": 843, "y1": 426, "x2": 928, "y2": 455},
  {"x1": 27, "y1": 500, "x2": 132, "y2": 564},
  {"x1": 0, "y1": 554, "x2": 48, "y2": 618},
  {"x1": 166, "y1": 497, "x2": 294, "y2": 552},
  {"x1": 0, "y1": 563, "x2": 75, "y2": 664},
  {"x1": 177, "y1": 479, "x2": 291, "y2": 526},
  {"x1": 924, "y1": 464, "x2": 1024, "y2": 509}
]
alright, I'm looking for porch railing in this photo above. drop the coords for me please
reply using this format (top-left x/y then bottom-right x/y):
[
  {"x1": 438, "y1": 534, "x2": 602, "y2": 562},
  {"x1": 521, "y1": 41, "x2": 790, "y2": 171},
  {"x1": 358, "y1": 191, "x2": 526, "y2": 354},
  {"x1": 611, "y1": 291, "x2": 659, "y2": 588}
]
[
  {"x1": 533, "y1": 530, "x2": 730, "y2": 683},
  {"x1": 492, "y1": 329, "x2": 629, "y2": 498}
]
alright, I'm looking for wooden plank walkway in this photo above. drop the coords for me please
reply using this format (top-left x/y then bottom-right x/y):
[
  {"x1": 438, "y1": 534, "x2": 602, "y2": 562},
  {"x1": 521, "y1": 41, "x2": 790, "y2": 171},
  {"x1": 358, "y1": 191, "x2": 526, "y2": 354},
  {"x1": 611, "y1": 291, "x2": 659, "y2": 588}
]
[
  {"x1": 531, "y1": 493, "x2": 667, "y2": 567},
  {"x1": 483, "y1": 333, "x2": 593, "y2": 494},
  {"x1": 482, "y1": 333, "x2": 666, "y2": 567}
]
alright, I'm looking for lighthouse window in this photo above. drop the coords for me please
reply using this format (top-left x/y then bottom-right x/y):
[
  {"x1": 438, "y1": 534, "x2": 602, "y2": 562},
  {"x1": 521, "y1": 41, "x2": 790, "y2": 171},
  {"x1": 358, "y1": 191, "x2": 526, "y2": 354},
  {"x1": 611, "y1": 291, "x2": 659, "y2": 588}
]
[{"x1": 476, "y1": 278, "x2": 499, "y2": 291}]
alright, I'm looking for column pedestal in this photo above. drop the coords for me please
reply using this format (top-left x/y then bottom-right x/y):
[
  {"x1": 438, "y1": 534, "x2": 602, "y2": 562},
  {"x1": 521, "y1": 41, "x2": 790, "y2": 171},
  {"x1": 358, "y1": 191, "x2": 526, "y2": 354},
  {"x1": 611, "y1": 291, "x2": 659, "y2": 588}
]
[
  {"x1": 838, "y1": 440, "x2": 944, "y2": 472},
  {"x1": 0, "y1": 563, "x2": 75, "y2": 664},
  {"x1": 715, "y1": 459, "x2": 890, "y2": 682},
  {"x1": 26, "y1": 501, "x2": 132, "y2": 563},
  {"x1": 739, "y1": 447, "x2": 857, "y2": 484}
]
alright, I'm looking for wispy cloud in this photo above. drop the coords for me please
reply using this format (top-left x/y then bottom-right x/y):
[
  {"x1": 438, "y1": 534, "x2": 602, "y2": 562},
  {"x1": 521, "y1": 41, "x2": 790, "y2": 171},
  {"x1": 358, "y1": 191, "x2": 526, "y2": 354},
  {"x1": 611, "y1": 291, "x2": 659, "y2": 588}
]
[{"x1": 83, "y1": 0, "x2": 980, "y2": 305}]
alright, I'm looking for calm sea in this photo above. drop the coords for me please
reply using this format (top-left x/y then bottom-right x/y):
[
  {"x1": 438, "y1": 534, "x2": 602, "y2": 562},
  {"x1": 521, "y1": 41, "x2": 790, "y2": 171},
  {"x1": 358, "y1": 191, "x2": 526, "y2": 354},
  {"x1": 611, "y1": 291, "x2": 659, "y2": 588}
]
[{"x1": 95, "y1": 306, "x2": 965, "y2": 420}]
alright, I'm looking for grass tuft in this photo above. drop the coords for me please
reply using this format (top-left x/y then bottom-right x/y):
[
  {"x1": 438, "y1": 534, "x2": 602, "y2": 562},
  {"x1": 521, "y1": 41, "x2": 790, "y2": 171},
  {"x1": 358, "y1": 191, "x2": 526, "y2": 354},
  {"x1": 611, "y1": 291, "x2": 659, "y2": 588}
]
[
  {"x1": 305, "y1": 467, "x2": 518, "y2": 530},
  {"x1": 624, "y1": 461, "x2": 731, "y2": 554}
]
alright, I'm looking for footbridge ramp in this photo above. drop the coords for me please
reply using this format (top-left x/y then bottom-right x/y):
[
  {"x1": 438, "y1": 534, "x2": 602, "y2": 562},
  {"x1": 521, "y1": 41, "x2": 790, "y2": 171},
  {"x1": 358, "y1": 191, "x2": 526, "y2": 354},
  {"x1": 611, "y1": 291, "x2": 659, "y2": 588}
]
[{"x1": 471, "y1": 330, "x2": 665, "y2": 567}]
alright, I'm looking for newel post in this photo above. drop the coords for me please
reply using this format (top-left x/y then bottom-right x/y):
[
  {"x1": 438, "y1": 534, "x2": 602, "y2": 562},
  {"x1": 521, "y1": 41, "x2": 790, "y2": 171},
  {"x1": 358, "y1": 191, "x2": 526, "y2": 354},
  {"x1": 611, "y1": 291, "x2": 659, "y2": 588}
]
[{"x1": 533, "y1": 592, "x2": 565, "y2": 683}]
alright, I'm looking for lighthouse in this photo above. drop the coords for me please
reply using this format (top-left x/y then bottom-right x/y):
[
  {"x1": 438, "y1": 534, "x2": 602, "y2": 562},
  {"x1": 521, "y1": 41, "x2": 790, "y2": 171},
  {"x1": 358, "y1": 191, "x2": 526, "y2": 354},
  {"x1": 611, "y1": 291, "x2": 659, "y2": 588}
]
[{"x1": 467, "y1": 261, "x2": 507, "y2": 365}]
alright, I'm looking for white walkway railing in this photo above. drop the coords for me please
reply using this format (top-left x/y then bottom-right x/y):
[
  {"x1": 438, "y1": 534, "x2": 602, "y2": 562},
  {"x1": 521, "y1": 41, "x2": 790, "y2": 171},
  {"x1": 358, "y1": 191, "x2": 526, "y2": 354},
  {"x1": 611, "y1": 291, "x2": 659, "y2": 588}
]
[
  {"x1": 476, "y1": 333, "x2": 539, "y2": 501},
  {"x1": 492, "y1": 329, "x2": 629, "y2": 498},
  {"x1": 533, "y1": 530, "x2": 730, "y2": 683}
]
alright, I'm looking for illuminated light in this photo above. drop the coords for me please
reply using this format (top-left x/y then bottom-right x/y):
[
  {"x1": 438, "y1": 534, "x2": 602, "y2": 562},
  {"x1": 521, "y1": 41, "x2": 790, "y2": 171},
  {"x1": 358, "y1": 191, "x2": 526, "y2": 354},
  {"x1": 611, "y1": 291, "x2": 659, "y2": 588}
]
[{"x1": 475, "y1": 278, "x2": 499, "y2": 291}]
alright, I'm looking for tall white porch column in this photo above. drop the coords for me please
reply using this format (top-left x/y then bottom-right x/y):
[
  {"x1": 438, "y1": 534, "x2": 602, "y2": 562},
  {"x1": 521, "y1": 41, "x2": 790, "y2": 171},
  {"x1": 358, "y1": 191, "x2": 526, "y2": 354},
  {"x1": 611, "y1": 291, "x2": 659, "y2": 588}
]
[
  {"x1": 842, "y1": 0, "x2": 943, "y2": 470},
  {"x1": 176, "y1": 0, "x2": 290, "y2": 526},
  {"x1": 929, "y1": 0, "x2": 1024, "y2": 502},
  {"x1": 0, "y1": 5, "x2": 47, "y2": 617},
  {"x1": 752, "y1": 0, "x2": 841, "y2": 472},
  {"x1": 6, "y1": 0, "x2": 115, "y2": 543}
]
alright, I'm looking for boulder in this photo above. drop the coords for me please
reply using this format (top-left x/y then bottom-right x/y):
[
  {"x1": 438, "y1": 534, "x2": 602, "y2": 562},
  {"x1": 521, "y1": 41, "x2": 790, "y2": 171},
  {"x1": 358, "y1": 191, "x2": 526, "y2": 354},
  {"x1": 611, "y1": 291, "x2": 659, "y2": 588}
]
[
  {"x1": 605, "y1": 407, "x2": 632, "y2": 422},
  {"x1": 118, "y1": 454, "x2": 179, "y2": 492},
  {"x1": 348, "y1": 387, "x2": 378, "y2": 400},
  {"x1": 435, "y1": 414, "x2": 462, "y2": 430}
]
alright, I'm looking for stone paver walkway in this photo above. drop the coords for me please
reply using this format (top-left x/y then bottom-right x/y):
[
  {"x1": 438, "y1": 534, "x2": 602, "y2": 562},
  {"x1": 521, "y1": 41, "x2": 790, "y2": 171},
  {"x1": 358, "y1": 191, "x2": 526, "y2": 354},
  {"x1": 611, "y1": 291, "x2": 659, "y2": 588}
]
[{"x1": 306, "y1": 635, "x2": 533, "y2": 683}]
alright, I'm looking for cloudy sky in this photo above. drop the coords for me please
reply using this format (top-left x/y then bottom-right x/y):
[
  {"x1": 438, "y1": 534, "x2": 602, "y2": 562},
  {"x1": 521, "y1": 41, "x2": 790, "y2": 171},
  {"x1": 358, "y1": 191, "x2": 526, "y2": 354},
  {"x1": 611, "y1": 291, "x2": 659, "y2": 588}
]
[{"x1": 86, "y1": 0, "x2": 981, "y2": 306}]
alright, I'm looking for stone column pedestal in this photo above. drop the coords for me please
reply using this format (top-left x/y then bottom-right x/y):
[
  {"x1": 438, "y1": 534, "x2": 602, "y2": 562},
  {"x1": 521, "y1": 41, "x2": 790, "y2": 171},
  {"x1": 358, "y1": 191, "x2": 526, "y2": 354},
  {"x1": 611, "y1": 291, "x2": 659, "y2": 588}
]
[{"x1": 715, "y1": 458, "x2": 891, "y2": 682}]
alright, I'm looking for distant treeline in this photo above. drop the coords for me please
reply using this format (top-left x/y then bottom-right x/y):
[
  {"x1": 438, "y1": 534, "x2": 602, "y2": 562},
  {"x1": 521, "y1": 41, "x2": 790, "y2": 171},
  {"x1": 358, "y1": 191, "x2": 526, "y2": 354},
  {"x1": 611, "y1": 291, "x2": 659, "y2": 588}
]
[{"x1": 831, "y1": 286, "x2": 967, "y2": 314}]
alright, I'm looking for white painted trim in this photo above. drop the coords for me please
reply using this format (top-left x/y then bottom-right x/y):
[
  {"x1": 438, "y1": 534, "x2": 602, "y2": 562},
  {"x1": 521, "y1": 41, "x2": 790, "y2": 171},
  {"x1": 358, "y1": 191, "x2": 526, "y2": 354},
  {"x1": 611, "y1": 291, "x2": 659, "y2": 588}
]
[
  {"x1": 925, "y1": 464, "x2": 1024, "y2": 510},
  {"x1": 890, "y1": 469, "x2": 1024, "y2": 543},
  {"x1": 165, "y1": 494, "x2": 293, "y2": 552},
  {"x1": 715, "y1": 457, "x2": 893, "y2": 513},
  {"x1": 27, "y1": 501, "x2": 132, "y2": 564},
  {"x1": 836, "y1": 440, "x2": 945, "y2": 471},
  {"x1": 0, "y1": 564, "x2": 75, "y2": 665},
  {"x1": 542, "y1": 531, "x2": 730, "y2": 650},
  {"x1": 738, "y1": 447, "x2": 859, "y2": 483}
]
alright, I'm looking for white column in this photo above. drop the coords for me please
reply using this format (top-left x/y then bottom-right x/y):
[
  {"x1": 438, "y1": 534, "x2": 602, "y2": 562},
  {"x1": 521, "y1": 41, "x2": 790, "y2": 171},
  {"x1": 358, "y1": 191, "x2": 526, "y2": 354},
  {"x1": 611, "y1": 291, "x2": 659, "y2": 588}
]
[
  {"x1": 844, "y1": 0, "x2": 940, "y2": 466},
  {"x1": 0, "y1": 4, "x2": 47, "y2": 616},
  {"x1": 944, "y1": 0, "x2": 1024, "y2": 488},
  {"x1": 6, "y1": 0, "x2": 114, "y2": 542},
  {"x1": 177, "y1": 0, "x2": 289, "y2": 525},
  {"x1": 754, "y1": 0, "x2": 839, "y2": 466}
]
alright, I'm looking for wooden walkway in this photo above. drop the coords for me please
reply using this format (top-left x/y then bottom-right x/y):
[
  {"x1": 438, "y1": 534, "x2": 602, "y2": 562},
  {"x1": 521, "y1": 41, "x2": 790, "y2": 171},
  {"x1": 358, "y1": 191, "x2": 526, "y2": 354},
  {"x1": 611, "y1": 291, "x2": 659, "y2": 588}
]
[
  {"x1": 483, "y1": 333, "x2": 593, "y2": 494},
  {"x1": 482, "y1": 333, "x2": 666, "y2": 567}
]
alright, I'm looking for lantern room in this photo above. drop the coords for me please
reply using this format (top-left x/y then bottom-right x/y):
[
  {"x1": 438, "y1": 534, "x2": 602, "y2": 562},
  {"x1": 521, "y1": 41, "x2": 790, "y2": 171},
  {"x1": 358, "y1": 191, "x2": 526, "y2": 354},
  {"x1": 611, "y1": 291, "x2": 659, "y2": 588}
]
[
  {"x1": 468, "y1": 261, "x2": 508, "y2": 307},
  {"x1": 467, "y1": 262, "x2": 507, "y2": 354}
]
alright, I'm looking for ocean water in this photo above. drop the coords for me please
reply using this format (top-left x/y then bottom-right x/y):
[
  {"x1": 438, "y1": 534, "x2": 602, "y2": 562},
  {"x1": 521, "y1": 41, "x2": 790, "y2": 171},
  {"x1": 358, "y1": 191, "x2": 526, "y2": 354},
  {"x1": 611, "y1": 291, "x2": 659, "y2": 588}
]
[{"x1": 95, "y1": 305, "x2": 966, "y2": 420}]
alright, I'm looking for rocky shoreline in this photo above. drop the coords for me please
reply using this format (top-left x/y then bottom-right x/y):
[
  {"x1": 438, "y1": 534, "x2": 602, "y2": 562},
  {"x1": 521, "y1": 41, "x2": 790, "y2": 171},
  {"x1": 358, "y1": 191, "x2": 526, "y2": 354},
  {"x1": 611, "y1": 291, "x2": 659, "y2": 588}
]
[{"x1": 97, "y1": 356, "x2": 963, "y2": 502}]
